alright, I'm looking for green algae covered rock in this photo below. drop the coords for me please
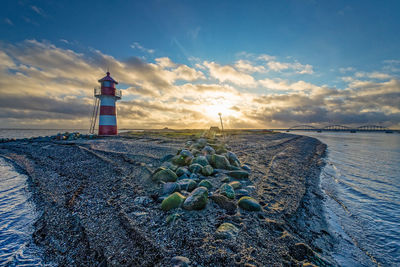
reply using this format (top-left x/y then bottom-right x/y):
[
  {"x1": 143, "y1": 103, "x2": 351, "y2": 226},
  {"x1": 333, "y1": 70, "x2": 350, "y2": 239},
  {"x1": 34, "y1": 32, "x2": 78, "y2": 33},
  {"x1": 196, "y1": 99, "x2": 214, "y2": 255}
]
[
  {"x1": 238, "y1": 196, "x2": 262, "y2": 211},
  {"x1": 183, "y1": 186, "x2": 208, "y2": 210},
  {"x1": 210, "y1": 154, "x2": 231, "y2": 169},
  {"x1": 215, "y1": 223, "x2": 239, "y2": 239},
  {"x1": 198, "y1": 179, "x2": 212, "y2": 189},
  {"x1": 201, "y1": 165, "x2": 214, "y2": 176},
  {"x1": 161, "y1": 192, "x2": 186, "y2": 211},
  {"x1": 191, "y1": 156, "x2": 209, "y2": 167},
  {"x1": 220, "y1": 183, "x2": 235, "y2": 199},
  {"x1": 227, "y1": 170, "x2": 249, "y2": 180},
  {"x1": 152, "y1": 168, "x2": 178, "y2": 182}
]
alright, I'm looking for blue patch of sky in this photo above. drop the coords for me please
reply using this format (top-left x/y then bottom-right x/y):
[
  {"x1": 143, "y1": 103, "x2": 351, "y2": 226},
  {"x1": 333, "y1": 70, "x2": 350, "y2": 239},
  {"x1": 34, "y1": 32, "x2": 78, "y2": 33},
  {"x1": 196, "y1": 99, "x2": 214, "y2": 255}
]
[{"x1": 1, "y1": 0, "x2": 399, "y2": 90}]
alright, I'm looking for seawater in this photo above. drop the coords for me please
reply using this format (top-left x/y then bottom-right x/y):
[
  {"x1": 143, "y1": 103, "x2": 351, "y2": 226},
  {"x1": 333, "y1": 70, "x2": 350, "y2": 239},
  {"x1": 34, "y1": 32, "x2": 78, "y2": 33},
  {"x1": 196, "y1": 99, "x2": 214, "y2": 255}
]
[
  {"x1": 297, "y1": 132, "x2": 400, "y2": 267},
  {"x1": 0, "y1": 129, "x2": 73, "y2": 265},
  {"x1": 0, "y1": 158, "x2": 46, "y2": 266}
]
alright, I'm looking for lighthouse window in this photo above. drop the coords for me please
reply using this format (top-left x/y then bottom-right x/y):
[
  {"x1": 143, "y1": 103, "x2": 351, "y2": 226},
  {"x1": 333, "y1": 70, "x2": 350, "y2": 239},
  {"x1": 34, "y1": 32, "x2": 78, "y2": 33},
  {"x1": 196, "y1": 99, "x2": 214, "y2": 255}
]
[{"x1": 103, "y1": 81, "x2": 111, "y2": 87}]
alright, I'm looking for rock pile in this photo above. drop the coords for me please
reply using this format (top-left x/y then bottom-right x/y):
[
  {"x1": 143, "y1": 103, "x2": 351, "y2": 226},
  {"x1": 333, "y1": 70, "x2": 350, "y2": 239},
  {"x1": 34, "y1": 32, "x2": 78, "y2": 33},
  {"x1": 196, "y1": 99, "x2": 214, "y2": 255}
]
[
  {"x1": 0, "y1": 132, "x2": 97, "y2": 143},
  {"x1": 152, "y1": 137, "x2": 262, "y2": 219}
]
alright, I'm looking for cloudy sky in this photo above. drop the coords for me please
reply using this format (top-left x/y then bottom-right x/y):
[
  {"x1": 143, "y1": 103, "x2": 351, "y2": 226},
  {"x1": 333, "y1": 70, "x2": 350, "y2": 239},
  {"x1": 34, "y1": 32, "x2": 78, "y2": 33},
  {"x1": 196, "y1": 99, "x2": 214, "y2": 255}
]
[{"x1": 1, "y1": 0, "x2": 399, "y2": 129}]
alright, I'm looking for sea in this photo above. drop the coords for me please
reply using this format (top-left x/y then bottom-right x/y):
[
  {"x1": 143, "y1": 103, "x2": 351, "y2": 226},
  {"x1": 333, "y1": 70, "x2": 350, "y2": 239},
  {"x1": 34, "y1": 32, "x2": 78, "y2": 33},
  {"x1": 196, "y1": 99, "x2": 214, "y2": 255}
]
[
  {"x1": 0, "y1": 129, "x2": 399, "y2": 266},
  {"x1": 296, "y1": 131, "x2": 400, "y2": 267}
]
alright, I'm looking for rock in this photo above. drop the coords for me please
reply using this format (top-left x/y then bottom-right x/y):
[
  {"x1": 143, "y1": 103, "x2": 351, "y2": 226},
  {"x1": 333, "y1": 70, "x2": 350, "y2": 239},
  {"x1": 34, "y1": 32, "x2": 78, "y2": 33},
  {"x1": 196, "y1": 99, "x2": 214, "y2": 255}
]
[
  {"x1": 162, "y1": 182, "x2": 180, "y2": 195},
  {"x1": 191, "y1": 156, "x2": 209, "y2": 167},
  {"x1": 185, "y1": 140, "x2": 193, "y2": 147},
  {"x1": 226, "y1": 151, "x2": 241, "y2": 167},
  {"x1": 228, "y1": 165, "x2": 241, "y2": 171},
  {"x1": 221, "y1": 176, "x2": 231, "y2": 183},
  {"x1": 166, "y1": 213, "x2": 181, "y2": 224},
  {"x1": 179, "y1": 149, "x2": 193, "y2": 159},
  {"x1": 183, "y1": 187, "x2": 208, "y2": 210},
  {"x1": 196, "y1": 138, "x2": 207, "y2": 148},
  {"x1": 177, "y1": 179, "x2": 197, "y2": 192},
  {"x1": 152, "y1": 169, "x2": 178, "y2": 183},
  {"x1": 210, "y1": 154, "x2": 231, "y2": 170},
  {"x1": 161, "y1": 161, "x2": 178, "y2": 171},
  {"x1": 171, "y1": 256, "x2": 190, "y2": 267},
  {"x1": 227, "y1": 170, "x2": 249, "y2": 180},
  {"x1": 235, "y1": 189, "x2": 250, "y2": 198},
  {"x1": 210, "y1": 194, "x2": 237, "y2": 214},
  {"x1": 171, "y1": 155, "x2": 191, "y2": 166},
  {"x1": 215, "y1": 223, "x2": 239, "y2": 240},
  {"x1": 189, "y1": 173, "x2": 199, "y2": 180},
  {"x1": 176, "y1": 167, "x2": 190, "y2": 177},
  {"x1": 189, "y1": 163, "x2": 203, "y2": 174},
  {"x1": 198, "y1": 179, "x2": 212, "y2": 189},
  {"x1": 201, "y1": 165, "x2": 214, "y2": 176},
  {"x1": 161, "y1": 154, "x2": 174, "y2": 162},
  {"x1": 220, "y1": 183, "x2": 235, "y2": 199},
  {"x1": 229, "y1": 181, "x2": 241, "y2": 190},
  {"x1": 161, "y1": 192, "x2": 186, "y2": 211},
  {"x1": 241, "y1": 165, "x2": 251, "y2": 172},
  {"x1": 202, "y1": 145, "x2": 215, "y2": 155},
  {"x1": 238, "y1": 196, "x2": 262, "y2": 211}
]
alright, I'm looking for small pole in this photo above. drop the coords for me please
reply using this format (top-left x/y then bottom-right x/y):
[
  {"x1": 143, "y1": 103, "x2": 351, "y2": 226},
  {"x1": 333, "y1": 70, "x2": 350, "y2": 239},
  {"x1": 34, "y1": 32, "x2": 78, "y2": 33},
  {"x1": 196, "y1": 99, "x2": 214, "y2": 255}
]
[{"x1": 218, "y1": 112, "x2": 225, "y2": 140}]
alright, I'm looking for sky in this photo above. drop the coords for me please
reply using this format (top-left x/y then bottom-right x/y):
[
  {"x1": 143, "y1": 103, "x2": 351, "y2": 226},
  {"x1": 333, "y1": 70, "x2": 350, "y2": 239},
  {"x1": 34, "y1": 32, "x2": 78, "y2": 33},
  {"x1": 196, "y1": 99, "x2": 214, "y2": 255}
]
[{"x1": 0, "y1": 0, "x2": 399, "y2": 129}]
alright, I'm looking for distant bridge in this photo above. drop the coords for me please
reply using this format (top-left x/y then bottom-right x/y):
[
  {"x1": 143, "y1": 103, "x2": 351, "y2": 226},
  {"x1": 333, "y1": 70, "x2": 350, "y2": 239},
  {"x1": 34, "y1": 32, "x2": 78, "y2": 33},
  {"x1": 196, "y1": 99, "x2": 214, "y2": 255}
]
[{"x1": 283, "y1": 124, "x2": 397, "y2": 133}]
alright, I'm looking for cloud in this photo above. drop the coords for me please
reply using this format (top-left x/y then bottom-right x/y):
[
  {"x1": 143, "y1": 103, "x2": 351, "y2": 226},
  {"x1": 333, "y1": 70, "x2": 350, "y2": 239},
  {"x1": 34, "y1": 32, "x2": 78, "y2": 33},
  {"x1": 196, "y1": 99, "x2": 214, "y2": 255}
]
[
  {"x1": 266, "y1": 61, "x2": 313, "y2": 74},
  {"x1": 355, "y1": 71, "x2": 391, "y2": 79},
  {"x1": 203, "y1": 61, "x2": 256, "y2": 86},
  {"x1": 4, "y1": 18, "x2": 13, "y2": 25},
  {"x1": 0, "y1": 40, "x2": 398, "y2": 129},
  {"x1": 235, "y1": 60, "x2": 266, "y2": 73},
  {"x1": 31, "y1": 5, "x2": 46, "y2": 17},
  {"x1": 130, "y1": 42, "x2": 155, "y2": 54},
  {"x1": 339, "y1": 67, "x2": 355, "y2": 73}
]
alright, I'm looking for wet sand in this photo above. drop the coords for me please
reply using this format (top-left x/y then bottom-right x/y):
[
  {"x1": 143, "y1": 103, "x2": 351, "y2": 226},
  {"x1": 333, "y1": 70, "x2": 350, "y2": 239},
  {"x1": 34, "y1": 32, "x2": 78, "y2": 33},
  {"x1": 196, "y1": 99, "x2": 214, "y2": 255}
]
[{"x1": 0, "y1": 132, "x2": 336, "y2": 266}]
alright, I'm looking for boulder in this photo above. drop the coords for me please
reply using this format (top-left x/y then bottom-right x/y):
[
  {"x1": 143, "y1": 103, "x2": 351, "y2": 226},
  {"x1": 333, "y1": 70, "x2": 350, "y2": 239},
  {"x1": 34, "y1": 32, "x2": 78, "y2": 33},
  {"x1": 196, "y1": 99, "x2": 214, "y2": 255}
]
[
  {"x1": 229, "y1": 181, "x2": 242, "y2": 190},
  {"x1": 210, "y1": 194, "x2": 237, "y2": 214},
  {"x1": 183, "y1": 187, "x2": 208, "y2": 210},
  {"x1": 215, "y1": 223, "x2": 239, "y2": 240},
  {"x1": 161, "y1": 192, "x2": 186, "y2": 211},
  {"x1": 152, "y1": 169, "x2": 178, "y2": 183},
  {"x1": 191, "y1": 156, "x2": 209, "y2": 167},
  {"x1": 201, "y1": 165, "x2": 214, "y2": 176},
  {"x1": 179, "y1": 149, "x2": 193, "y2": 158},
  {"x1": 226, "y1": 151, "x2": 241, "y2": 167},
  {"x1": 171, "y1": 155, "x2": 191, "y2": 166},
  {"x1": 162, "y1": 182, "x2": 180, "y2": 195},
  {"x1": 176, "y1": 167, "x2": 190, "y2": 177},
  {"x1": 198, "y1": 179, "x2": 212, "y2": 189},
  {"x1": 227, "y1": 170, "x2": 249, "y2": 180},
  {"x1": 161, "y1": 161, "x2": 178, "y2": 171},
  {"x1": 238, "y1": 196, "x2": 262, "y2": 211},
  {"x1": 241, "y1": 165, "x2": 252, "y2": 172},
  {"x1": 189, "y1": 163, "x2": 203, "y2": 174},
  {"x1": 210, "y1": 154, "x2": 231, "y2": 170},
  {"x1": 220, "y1": 183, "x2": 235, "y2": 199},
  {"x1": 202, "y1": 145, "x2": 215, "y2": 155},
  {"x1": 177, "y1": 179, "x2": 197, "y2": 192}
]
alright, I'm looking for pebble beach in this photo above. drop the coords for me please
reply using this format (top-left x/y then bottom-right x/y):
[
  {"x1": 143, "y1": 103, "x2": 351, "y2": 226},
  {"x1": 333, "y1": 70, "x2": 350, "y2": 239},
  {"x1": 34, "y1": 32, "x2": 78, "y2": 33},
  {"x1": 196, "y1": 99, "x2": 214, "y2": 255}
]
[{"x1": 0, "y1": 130, "x2": 336, "y2": 266}]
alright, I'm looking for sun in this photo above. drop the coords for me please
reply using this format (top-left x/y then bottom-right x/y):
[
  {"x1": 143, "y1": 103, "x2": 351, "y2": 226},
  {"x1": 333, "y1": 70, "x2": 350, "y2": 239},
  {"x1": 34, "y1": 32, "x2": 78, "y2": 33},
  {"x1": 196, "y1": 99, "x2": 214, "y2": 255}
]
[{"x1": 202, "y1": 98, "x2": 238, "y2": 119}]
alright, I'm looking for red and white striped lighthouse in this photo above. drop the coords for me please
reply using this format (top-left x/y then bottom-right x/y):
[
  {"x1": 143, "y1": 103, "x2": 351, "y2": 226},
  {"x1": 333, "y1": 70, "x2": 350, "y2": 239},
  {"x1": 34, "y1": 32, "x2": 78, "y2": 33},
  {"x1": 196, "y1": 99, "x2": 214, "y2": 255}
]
[{"x1": 95, "y1": 72, "x2": 122, "y2": 136}]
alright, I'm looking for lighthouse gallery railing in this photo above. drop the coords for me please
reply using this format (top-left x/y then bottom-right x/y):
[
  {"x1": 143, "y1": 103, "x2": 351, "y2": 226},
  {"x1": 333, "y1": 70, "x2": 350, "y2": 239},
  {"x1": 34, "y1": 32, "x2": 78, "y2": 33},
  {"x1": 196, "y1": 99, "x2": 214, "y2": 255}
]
[{"x1": 94, "y1": 87, "x2": 122, "y2": 99}]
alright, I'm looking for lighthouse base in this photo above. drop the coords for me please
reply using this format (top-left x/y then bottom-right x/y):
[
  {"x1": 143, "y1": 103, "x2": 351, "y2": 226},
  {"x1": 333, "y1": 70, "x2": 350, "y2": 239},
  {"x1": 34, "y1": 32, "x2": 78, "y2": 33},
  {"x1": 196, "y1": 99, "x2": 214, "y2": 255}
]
[{"x1": 99, "y1": 125, "x2": 117, "y2": 136}]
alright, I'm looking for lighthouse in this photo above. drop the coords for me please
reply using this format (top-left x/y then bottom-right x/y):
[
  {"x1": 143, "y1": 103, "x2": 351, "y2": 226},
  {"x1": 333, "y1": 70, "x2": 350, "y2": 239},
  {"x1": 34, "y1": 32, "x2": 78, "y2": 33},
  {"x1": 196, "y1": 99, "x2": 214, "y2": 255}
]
[{"x1": 94, "y1": 72, "x2": 122, "y2": 136}]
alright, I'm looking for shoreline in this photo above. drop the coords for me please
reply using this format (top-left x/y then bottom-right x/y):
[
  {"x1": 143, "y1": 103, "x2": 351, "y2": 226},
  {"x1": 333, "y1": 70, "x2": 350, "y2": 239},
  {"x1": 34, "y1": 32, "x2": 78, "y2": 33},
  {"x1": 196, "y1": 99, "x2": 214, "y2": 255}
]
[{"x1": 0, "y1": 131, "x2": 337, "y2": 266}]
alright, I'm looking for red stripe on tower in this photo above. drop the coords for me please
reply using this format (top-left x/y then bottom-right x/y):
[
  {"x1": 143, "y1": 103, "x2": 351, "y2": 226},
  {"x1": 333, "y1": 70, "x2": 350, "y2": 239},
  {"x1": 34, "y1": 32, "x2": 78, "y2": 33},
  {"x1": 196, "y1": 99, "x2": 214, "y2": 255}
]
[{"x1": 95, "y1": 72, "x2": 122, "y2": 136}]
